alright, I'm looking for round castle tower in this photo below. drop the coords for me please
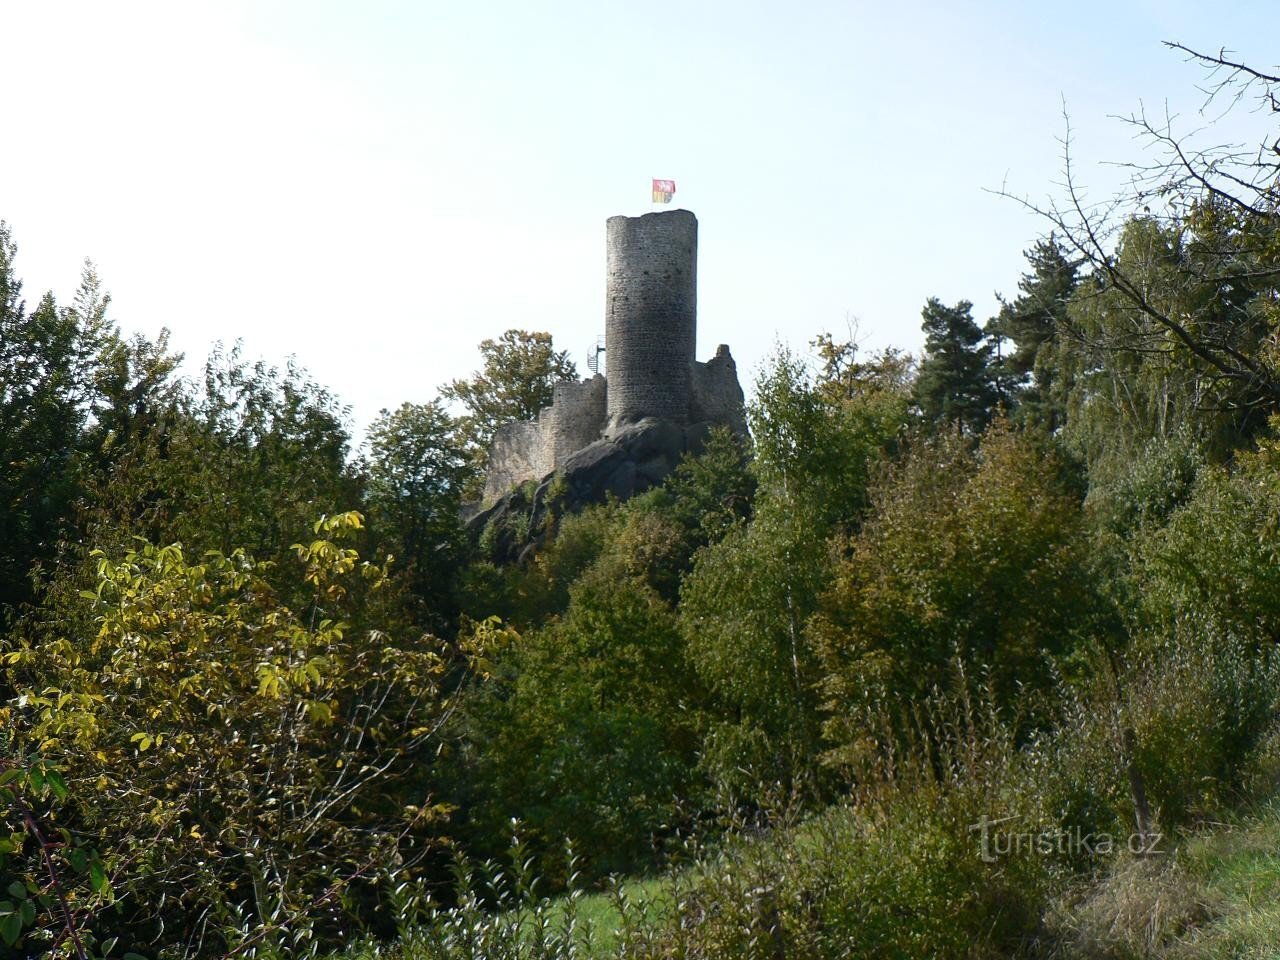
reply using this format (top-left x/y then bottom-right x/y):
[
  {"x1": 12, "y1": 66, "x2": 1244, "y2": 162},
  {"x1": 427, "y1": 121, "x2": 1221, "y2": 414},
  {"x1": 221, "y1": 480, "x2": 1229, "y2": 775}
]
[{"x1": 605, "y1": 209, "x2": 697, "y2": 429}]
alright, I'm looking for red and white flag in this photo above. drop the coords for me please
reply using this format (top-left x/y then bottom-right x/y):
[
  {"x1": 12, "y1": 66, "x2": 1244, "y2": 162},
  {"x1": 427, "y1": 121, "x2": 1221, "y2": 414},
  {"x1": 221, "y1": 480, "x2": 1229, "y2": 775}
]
[{"x1": 652, "y1": 178, "x2": 676, "y2": 203}]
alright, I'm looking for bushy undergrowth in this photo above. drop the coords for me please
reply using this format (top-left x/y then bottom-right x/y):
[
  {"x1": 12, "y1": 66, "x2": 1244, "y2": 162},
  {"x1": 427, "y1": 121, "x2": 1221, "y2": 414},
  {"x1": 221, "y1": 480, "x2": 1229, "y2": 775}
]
[{"x1": 346, "y1": 610, "x2": 1280, "y2": 960}]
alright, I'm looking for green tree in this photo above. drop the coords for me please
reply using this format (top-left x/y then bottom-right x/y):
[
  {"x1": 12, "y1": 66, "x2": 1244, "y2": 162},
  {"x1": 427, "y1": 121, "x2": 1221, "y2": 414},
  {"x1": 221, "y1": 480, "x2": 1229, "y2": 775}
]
[
  {"x1": 912, "y1": 298, "x2": 997, "y2": 434},
  {"x1": 85, "y1": 325, "x2": 183, "y2": 478},
  {"x1": 0, "y1": 228, "x2": 109, "y2": 614},
  {"x1": 1056, "y1": 214, "x2": 1268, "y2": 484},
  {"x1": 752, "y1": 344, "x2": 908, "y2": 528},
  {"x1": 3, "y1": 513, "x2": 453, "y2": 953},
  {"x1": 82, "y1": 343, "x2": 361, "y2": 581},
  {"x1": 1008, "y1": 45, "x2": 1280, "y2": 420},
  {"x1": 1129, "y1": 419, "x2": 1280, "y2": 648},
  {"x1": 812, "y1": 420, "x2": 1091, "y2": 771},
  {"x1": 678, "y1": 347, "x2": 910, "y2": 801},
  {"x1": 441, "y1": 329, "x2": 577, "y2": 492},
  {"x1": 366, "y1": 400, "x2": 470, "y2": 632},
  {"x1": 645, "y1": 425, "x2": 756, "y2": 562},
  {"x1": 985, "y1": 236, "x2": 1079, "y2": 430},
  {"x1": 680, "y1": 501, "x2": 831, "y2": 802},
  {"x1": 452, "y1": 562, "x2": 699, "y2": 880}
]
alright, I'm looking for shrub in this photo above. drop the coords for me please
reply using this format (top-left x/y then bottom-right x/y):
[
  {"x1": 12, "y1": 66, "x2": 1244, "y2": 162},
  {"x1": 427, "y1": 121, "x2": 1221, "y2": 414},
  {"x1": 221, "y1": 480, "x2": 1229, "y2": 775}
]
[
  {"x1": 3, "y1": 513, "x2": 455, "y2": 954},
  {"x1": 813, "y1": 420, "x2": 1092, "y2": 770},
  {"x1": 450, "y1": 564, "x2": 702, "y2": 882}
]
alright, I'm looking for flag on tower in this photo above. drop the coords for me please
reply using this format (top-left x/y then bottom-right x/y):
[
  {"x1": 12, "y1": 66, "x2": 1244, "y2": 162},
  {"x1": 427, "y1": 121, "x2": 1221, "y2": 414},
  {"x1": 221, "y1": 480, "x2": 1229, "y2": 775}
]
[{"x1": 652, "y1": 179, "x2": 676, "y2": 203}]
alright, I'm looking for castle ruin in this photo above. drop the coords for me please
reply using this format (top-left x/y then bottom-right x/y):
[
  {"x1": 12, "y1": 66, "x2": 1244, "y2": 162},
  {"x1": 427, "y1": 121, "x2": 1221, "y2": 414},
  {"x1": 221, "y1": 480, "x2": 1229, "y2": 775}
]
[{"x1": 480, "y1": 209, "x2": 746, "y2": 504}]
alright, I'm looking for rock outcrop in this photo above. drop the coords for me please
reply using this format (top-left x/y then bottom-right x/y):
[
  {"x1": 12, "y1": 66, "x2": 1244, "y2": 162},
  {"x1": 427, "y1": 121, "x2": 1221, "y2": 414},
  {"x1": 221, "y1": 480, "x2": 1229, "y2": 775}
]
[{"x1": 467, "y1": 417, "x2": 730, "y2": 565}]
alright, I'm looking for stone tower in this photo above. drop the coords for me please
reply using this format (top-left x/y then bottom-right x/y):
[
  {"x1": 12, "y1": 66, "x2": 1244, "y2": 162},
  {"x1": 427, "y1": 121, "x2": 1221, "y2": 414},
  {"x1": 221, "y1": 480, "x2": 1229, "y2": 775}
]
[{"x1": 604, "y1": 209, "x2": 698, "y2": 430}]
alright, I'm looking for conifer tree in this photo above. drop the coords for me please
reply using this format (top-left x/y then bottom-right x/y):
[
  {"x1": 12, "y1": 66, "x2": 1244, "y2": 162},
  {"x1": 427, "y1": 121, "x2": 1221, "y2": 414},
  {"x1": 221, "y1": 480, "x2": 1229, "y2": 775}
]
[
  {"x1": 912, "y1": 297, "x2": 996, "y2": 434},
  {"x1": 986, "y1": 237, "x2": 1079, "y2": 430},
  {"x1": 0, "y1": 225, "x2": 100, "y2": 612}
]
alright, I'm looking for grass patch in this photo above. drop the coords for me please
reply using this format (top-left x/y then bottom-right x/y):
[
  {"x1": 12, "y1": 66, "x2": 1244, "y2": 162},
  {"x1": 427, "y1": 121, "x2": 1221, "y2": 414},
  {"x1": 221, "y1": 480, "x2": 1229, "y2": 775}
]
[
  {"x1": 331, "y1": 875, "x2": 672, "y2": 960},
  {"x1": 1049, "y1": 799, "x2": 1280, "y2": 959},
  {"x1": 1175, "y1": 800, "x2": 1280, "y2": 959}
]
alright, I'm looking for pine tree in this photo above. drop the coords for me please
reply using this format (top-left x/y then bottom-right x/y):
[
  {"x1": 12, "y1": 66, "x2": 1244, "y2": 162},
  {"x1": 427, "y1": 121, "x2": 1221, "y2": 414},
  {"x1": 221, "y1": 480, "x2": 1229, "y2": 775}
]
[
  {"x1": 912, "y1": 297, "x2": 996, "y2": 434},
  {"x1": 985, "y1": 237, "x2": 1079, "y2": 430},
  {"x1": 0, "y1": 226, "x2": 98, "y2": 612}
]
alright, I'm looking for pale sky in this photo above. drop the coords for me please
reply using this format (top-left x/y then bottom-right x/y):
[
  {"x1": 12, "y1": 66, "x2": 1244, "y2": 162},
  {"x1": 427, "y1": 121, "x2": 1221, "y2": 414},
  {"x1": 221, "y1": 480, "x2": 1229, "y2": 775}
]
[{"x1": 2, "y1": 1, "x2": 1274, "y2": 435}]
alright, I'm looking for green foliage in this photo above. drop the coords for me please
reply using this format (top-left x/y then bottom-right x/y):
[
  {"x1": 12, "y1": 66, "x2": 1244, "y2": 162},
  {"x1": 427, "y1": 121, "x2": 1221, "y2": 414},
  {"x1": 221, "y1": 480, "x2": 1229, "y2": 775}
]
[
  {"x1": 77, "y1": 343, "x2": 361, "y2": 601},
  {"x1": 631, "y1": 426, "x2": 756, "y2": 572},
  {"x1": 0, "y1": 227, "x2": 161, "y2": 616},
  {"x1": 985, "y1": 236, "x2": 1080, "y2": 430},
  {"x1": 677, "y1": 346, "x2": 912, "y2": 801},
  {"x1": 1129, "y1": 422, "x2": 1280, "y2": 646},
  {"x1": 750, "y1": 344, "x2": 905, "y2": 527},
  {"x1": 0, "y1": 752, "x2": 118, "y2": 957},
  {"x1": 366, "y1": 401, "x2": 470, "y2": 632},
  {"x1": 813, "y1": 420, "x2": 1091, "y2": 769},
  {"x1": 441, "y1": 330, "x2": 577, "y2": 494},
  {"x1": 654, "y1": 791, "x2": 1049, "y2": 960},
  {"x1": 1060, "y1": 212, "x2": 1276, "y2": 479},
  {"x1": 451, "y1": 562, "x2": 700, "y2": 881},
  {"x1": 463, "y1": 429, "x2": 756, "y2": 631},
  {"x1": 1085, "y1": 427, "x2": 1206, "y2": 543},
  {"x1": 1124, "y1": 629, "x2": 1280, "y2": 827},
  {"x1": 680, "y1": 503, "x2": 829, "y2": 801},
  {"x1": 913, "y1": 297, "x2": 998, "y2": 435},
  {"x1": 3, "y1": 512, "x2": 455, "y2": 954}
]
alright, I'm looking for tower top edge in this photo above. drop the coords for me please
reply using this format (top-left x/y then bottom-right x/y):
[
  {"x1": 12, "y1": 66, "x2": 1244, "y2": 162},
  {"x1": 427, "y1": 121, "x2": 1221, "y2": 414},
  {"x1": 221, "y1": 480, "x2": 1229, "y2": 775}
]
[{"x1": 607, "y1": 209, "x2": 697, "y2": 227}]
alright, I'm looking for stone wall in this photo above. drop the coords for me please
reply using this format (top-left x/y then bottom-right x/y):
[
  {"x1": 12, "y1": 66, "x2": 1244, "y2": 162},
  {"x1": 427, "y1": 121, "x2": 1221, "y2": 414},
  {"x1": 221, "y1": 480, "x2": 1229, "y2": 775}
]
[
  {"x1": 548, "y1": 374, "x2": 607, "y2": 465},
  {"x1": 605, "y1": 209, "x2": 698, "y2": 430},
  {"x1": 482, "y1": 374, "x2": 607, "y2": 502},
  {"x1": 691, "y1": 344, "x2": 748, "y2": 435},
  {"x1": 483, "y1": 420, "x2": 550, "y2": 502}
]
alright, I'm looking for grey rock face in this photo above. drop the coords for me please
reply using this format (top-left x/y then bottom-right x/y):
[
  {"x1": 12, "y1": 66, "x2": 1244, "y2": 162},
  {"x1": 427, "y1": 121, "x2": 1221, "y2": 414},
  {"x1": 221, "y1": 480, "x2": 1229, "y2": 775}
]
[{"x1": 468, "y1": 417, "x2": 728, "y2": 565}]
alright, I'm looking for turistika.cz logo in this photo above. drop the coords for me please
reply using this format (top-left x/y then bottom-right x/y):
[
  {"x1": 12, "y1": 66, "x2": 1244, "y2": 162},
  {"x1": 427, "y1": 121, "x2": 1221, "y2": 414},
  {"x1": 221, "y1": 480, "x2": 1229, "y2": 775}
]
[{"x1": 969, "y1": 814, "x2": 1163, "y2": 863}]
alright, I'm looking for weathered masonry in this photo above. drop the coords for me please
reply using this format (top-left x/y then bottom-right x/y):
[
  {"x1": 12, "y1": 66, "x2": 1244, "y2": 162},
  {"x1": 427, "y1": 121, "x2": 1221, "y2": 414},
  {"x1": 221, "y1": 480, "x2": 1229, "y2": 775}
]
[{"x1": 481, "y1": 209, "x2": 746, "y2": 503}]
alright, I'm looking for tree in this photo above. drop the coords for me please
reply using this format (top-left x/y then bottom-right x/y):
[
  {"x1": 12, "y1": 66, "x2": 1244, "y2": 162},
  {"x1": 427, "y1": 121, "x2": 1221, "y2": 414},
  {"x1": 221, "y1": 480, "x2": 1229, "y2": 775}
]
[
  {"x1": 1001, "y1": 44, "x2": 1280, "y2": 421},
  {"x1": 441, "y1": 330, "x2": 577, "y2": 492},
  {"x1": 84, "y1": 324, "x2": 183, "y2": 478},
  {"x1": 912, "y1": 298, "x2": 997, "y2": 434},
  {"x1": 985, "y1": 237, "x2": 1080, "y2": 430},
  {"x1": 81, "y1": 343, "x2": 362, "y2": 581},
  {"x1": 751, "y1": 344, "x2": 909, "y2": 529},
  {"x1": 0, "y1": 228, "x2": 108, "y2": 614},
  {"x1": 1056, "y1": 216, "x2": 1251, "y2": 474},
  {"x1": 366, "y1": 401, "x2": 470, "y2": 632},
  {"x1": 812, "y1": 420, "x2": 1092, "y2": 772},
  {"x1": 3, "y1": 513, "x2": 454, "y2": 954},
  {"x1": 677, "y1": 347, "x2": 910, "y2": 802},
  {"x1": 680, "y1": 500, "x2": 831, "y2": 802},
  {"x1": 452, "y1": 562, "x2": 699, "y2": 880}
]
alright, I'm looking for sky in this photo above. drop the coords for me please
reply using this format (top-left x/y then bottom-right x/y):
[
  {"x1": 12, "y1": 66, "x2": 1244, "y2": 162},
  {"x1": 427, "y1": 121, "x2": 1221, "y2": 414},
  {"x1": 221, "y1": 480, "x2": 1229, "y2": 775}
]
[{"x1": 1, "y1": 1, "x2": 1275, "y2": 436}]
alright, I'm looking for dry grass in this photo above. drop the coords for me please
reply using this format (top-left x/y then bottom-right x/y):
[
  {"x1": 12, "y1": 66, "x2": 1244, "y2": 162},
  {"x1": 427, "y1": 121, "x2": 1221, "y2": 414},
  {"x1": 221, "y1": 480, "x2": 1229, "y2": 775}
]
[
  {"x1": 1044, "y1": 802, "x2": 1280, "y2": 960},
  {"x1": 1046, "y1": 853, "x2": 1217, "y2": 959}
]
